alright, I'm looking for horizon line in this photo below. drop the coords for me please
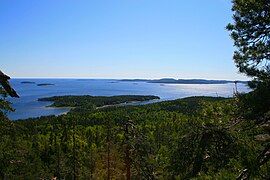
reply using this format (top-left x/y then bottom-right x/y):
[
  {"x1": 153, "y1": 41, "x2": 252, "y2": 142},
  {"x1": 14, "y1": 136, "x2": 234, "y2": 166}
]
[{"x1": 12, "y1": 77, "x2": 249, "y2": 81}]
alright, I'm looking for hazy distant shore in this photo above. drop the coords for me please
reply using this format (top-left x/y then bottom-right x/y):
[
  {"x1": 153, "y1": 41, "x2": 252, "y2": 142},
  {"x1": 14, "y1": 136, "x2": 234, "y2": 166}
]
[{"x1": 120, "y1": 78, "x2": 248, "y2": 84}]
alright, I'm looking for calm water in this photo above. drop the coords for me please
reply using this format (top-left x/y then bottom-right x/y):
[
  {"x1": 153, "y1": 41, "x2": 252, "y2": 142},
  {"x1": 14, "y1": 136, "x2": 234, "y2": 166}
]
[{"x1": 7, "y1": 79, "x2": 250, "y2": 120}]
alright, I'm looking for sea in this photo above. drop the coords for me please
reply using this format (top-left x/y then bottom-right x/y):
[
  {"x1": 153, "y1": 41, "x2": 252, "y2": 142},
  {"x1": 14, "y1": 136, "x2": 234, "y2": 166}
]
[{"x1": 6, "y1": 79, "x2": 251, "y2": 120}]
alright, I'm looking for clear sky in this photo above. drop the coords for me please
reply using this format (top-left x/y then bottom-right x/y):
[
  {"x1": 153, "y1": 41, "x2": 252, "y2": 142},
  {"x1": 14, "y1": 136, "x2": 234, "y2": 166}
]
[{"x1": 0, "y1": 0, "x2": 248, "y2": 80}]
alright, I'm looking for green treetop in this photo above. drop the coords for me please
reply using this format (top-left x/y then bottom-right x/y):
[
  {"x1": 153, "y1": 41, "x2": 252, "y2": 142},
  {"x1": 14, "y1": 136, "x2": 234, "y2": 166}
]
[{"x1": 227, "y1": 0, "x2": 270, "y2": 84}]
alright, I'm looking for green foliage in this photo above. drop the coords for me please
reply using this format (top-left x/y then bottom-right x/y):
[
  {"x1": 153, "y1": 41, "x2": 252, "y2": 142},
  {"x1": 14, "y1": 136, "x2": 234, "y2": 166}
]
[
  {"x1": 0, "y1": 87, "x2": 14, "y2": 119},
  {"x1": 227, "y1": 2, "x2": 270, "y2": 178},
  {"x1": 1, "y1": 95, "x2": 269, "y2": 179},
  {"x1": 227, "y1": 0, "x2": 270, "y2": 82},
  {"x1": 237, "y1": 81, "x2": 270, "y2": 122}
]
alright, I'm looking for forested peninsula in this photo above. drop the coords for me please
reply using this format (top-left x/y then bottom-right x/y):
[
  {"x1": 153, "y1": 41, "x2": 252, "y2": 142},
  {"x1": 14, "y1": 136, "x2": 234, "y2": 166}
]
[{"x1": 38, "y1": 95, "x2": 160, "y2": 112}]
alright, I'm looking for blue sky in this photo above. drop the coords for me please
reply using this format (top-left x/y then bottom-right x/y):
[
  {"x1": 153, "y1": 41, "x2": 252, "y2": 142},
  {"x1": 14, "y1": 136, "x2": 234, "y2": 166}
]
[{"x1": 0, "y1": 0, "x2": 247, "y2": 80}]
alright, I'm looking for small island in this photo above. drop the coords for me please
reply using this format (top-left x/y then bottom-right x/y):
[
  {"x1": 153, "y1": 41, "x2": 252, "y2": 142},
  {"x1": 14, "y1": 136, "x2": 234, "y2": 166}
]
[
  {"x1": 21, "y1": 81, "x2": 36, "y2": 84},
  {"x1": 37, "y1": 83, "x2": 55, "y2": 86}
]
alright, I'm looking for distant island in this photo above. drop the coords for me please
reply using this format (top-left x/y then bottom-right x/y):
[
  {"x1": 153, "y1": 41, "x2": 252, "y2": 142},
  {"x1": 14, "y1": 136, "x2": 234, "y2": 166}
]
[
  {"x1": 21, "y1": 81, "x2": 36, "y2": 84},
  {"x1": 120, "y1": 78, "x2": 248, "y2": 84},
  {"x1": 37, "y1": 83, "x2": 55, "y2": 86}
]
